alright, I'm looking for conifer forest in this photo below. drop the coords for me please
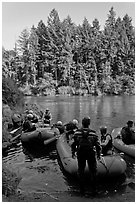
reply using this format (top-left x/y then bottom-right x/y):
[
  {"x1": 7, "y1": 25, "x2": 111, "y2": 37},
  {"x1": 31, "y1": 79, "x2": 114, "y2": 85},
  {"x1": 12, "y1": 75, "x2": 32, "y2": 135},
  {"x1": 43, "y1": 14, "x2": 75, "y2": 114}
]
[{"x1": 2, "y1": 7, "x2": 135, "y2": 96}]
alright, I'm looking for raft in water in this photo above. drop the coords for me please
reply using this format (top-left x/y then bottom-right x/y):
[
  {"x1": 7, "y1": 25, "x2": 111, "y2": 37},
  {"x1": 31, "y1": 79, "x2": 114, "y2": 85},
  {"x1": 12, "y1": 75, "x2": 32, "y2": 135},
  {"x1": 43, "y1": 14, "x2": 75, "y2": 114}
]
[
  {"x1": 111, "y1": 128, "x2": 135, "y2": 158},
  {"x1": 56, "y1": 134, "x2": 127, "y2": 178}
]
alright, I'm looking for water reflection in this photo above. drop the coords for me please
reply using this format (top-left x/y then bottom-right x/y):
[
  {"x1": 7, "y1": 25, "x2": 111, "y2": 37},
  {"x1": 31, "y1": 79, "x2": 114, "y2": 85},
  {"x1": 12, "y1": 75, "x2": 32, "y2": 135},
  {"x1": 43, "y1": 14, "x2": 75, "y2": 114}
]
[{"x1": 26, "y1": 95, "x2": 134, "y2": 133}]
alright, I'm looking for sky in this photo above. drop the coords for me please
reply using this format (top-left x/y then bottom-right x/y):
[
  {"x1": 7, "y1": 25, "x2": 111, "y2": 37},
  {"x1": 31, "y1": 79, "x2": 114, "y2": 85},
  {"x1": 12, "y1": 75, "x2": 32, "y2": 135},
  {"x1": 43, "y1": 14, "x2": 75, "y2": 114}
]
[{"x1": 2, "y1": 1, "x2": 135, "y2": 50}]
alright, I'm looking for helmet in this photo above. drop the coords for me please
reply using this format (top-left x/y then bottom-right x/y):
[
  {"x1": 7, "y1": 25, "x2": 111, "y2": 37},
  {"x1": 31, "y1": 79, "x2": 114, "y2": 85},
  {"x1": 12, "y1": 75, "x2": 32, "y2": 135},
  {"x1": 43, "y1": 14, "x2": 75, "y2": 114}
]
[
  {"x1": 127, "y1": 120, "x2": 133, "y2": 127},
  {"x1": 72, "y1": 119, "x2": 78, "y2": 126},
  {"x1": 46, "y1": 108, "x2": 49, "y2": 112},
  {"x1": 29, "y1": 110, "x2": 33, "y2": 114},
  {"x1": 82, "y1": 116, "x2": 90, "y2": 127},
  {"x1": 27, "y1": 113, "x2": 33, "y2": 120},
  {"x1": 57, "y1": 121, "x2": 62, "y2": 126},
  {"x1": 100, "y1": 126, "x2": 107, "y2": 134},
  {"x1": 25, "y1": 110, "x2": 29, "y2": 114}
]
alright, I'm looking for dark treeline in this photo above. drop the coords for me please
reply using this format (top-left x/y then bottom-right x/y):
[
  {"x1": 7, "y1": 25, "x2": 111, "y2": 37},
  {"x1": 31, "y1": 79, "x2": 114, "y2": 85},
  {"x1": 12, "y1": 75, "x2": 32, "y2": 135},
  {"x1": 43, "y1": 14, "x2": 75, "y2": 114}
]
[{"x1": 2, "y1": 7, "x2": 135, "y2": 95}]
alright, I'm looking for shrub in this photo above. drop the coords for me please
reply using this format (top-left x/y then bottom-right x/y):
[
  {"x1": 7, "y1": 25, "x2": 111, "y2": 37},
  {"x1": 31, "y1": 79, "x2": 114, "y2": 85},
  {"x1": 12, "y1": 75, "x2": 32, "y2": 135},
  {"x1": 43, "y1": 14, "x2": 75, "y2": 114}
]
[
  {"x1": 2, "y1": 165, "x2": 21, "y2": 197},
  {"x1": 2, "y1": 77, "x2": 24, "y2": 108},
  {"x1": 58, "y1": 86, "x2": 71, "y2": 95}
]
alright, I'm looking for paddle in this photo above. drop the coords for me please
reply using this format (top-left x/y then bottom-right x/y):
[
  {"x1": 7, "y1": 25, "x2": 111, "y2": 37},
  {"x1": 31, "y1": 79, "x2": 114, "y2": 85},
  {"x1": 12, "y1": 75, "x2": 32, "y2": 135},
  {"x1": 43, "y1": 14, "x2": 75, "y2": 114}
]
[
  {"x1": 9, "y1": 127, "x2": 21, "y2": 135},
  {"x1": 43, "y1": 135, "x2": 60, "y2": 146},
  {"x1": 3, "y1": 132, "x2": 22, "y2": 150},
  {"x1": 9, "y1": 132, "x2": 22, "y2": 142}
]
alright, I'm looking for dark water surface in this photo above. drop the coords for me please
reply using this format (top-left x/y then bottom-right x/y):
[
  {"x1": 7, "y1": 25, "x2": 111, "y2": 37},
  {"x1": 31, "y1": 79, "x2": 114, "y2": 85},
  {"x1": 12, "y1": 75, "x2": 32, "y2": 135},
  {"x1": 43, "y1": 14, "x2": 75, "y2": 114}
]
[{"x1": 3, "y1": 95, "x2": 135, "y2": 201}]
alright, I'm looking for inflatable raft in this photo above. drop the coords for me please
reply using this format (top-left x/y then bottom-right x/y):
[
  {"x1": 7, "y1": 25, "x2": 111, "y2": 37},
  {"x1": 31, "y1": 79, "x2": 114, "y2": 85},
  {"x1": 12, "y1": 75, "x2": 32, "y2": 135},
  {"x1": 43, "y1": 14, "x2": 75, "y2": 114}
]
[
  {"x1": 21, "y1": 127, "x2": 59, "y2": 146},
  {"x1": 3, "y1": 127, "x2": 23, "y2": 151},
  {"x1": 111, "y1": 128, "x2": 135, "y2": 158},
  {"x1": 56, "y1": 134, "x2": 127, "y2": 178}
]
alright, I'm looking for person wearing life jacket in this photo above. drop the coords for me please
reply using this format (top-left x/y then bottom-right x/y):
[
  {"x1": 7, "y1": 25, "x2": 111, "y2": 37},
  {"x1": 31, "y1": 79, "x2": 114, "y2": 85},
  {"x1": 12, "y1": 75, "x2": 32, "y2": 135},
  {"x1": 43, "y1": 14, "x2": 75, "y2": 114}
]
[
  {"x1": 71, "y1": 116, "x2": 101, "y2": 196},
  {"x1": 65, "y1": 119, "x2": 79, "y2": 141},
  {"x1": 43, "y1": 108, "x2": 52, "y2": 124},
  {"x1": 23, "y1": 114, "x2": 36, "y2": 132},
  {"x1": 100, "y1": 126, "x2": 113, "y2": 155},
  {"x1": 27, "y1": 110, "x2": 39, "y2": 123},
  {"x1": 53, "y1": 121, "x2": 65, "y2": 134},
  {"x1": 121, "y1": 120, "x2": 135, "y2": 145}
]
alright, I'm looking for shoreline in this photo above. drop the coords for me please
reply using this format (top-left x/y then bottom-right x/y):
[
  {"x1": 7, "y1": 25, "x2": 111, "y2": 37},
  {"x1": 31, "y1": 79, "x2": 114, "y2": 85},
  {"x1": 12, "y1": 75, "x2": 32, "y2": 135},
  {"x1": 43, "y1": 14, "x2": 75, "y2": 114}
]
[{"x1": 3, "y1": 185, "x2": 135, "y2": 202}]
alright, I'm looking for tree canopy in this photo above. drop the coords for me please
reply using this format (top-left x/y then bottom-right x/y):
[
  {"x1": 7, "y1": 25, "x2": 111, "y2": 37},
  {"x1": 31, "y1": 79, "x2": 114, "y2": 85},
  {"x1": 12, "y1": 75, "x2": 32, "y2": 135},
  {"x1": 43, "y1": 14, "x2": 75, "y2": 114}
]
[{"x1": 2, "y1": 7, "x2": 135, "y2": 95}]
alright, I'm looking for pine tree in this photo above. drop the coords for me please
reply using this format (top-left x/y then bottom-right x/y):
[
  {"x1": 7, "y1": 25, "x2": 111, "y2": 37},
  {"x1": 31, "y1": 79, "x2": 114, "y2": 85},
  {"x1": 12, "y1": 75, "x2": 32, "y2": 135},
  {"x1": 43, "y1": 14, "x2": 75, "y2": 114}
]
[
  {"x1": 47, "y1": 9, "x2": 69, "y2": 87},
  {"x1": 2, "y1": 47, "x2": 10, "y2": 78},
  {"x1": 103, "y1": 7, "x2": 117, "y2": 81},
  {"x1": 17, "y1": 28, "x2": 30, "y2": 86},
  {"x1": 36, "y1": 20, "x2": 50, "y2": 78},
  {"x1": 29, "y1": 25, "x2": 38, "y2": 85},
  {"x1": 122, "y1": 14, "x2": 135, "y2": 77}
]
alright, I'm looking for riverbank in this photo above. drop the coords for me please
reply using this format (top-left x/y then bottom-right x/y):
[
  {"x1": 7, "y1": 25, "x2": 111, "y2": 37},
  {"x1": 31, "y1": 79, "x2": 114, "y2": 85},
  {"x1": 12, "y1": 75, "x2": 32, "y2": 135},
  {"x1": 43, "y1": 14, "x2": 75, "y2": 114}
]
[
  {"x1": 3, "y1": 183, "x2": 135, "y2": 202},
  {"x1": 2, "y1": 98, "x2": 47, "y2": 199},
  {"x1": 20, "y1": 84, "x2": 135, "y2": 97}
]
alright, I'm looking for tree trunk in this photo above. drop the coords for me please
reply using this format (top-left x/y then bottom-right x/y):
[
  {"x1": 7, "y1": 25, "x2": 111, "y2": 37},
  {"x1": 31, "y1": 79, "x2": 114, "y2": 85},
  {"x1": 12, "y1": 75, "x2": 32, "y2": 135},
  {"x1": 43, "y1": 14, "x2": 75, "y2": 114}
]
[
  {"x1": 93, "y1": 61, "x2": 98, "y2": 95},
  {"x1": 25, "y1": 64, "x2": 29, "y2": 87},
  {"x1": 55, "y1": 67, "x2": 58, "y2": 87},
  {"x1": 80, "y1": 64, "x2": 91, "y2": 94}
]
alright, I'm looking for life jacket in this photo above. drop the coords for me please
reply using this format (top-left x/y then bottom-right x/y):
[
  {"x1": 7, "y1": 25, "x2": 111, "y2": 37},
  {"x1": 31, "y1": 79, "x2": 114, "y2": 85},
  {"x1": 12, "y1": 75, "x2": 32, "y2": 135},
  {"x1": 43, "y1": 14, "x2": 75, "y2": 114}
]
[
  {"x1": 23, "y1": 120, "x2": 35, "y2": 132},
  {"x1": 75, "y1": 128, "x2": 97, "y2": 149},
  {"x1": 32, "y1": 115, "x2": 38, "y2": 123},
  {"x1": 44, "y1": 112, "x2": 51, "y2": 120},
  {"x1": 121, "y1": 127, "x2": 133, "y2": 145},
  {"x1": 101, "y1": 133, "x2": 113, "y2": 154},
  {"x1": 56, "y1": 125, "x2": 65, "y2": 134}
]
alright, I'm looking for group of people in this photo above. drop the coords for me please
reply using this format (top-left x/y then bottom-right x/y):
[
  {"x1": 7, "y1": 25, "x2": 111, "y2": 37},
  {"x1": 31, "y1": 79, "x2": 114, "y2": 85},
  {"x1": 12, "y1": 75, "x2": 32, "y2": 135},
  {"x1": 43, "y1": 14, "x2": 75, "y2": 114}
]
[
  {"x1": 46, "y1": 116, "x2": 113, "y2": 196},
  {"x1": 55, "y1": 116, "x2": 135, "y2": 196},
  {"x1": 23, "y1": 108, "x2": 53, "y2": 132},
  {"x1": 10, "y1": 109, "x2": 134, "y2": 196},
  {"x1": 10, "y1": 108, "x2": 52, "y2": 133}
]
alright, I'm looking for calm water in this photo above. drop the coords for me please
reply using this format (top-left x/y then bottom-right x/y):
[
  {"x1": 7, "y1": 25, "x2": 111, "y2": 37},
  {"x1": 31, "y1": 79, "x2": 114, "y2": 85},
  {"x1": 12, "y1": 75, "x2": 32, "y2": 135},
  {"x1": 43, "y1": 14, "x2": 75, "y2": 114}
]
[{"x1": 3, "y1": 95, "x2": 135, "y2": 201}]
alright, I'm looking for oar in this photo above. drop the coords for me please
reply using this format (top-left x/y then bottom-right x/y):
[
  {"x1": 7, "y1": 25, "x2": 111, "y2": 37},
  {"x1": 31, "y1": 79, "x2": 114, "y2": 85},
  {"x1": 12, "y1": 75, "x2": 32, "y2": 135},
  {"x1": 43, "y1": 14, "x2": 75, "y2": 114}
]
[
  {"x1": 9, "y1": 132, "x2": 22, "y2": 142},
  {"x1": 43, "y1": 135, "x2": 59, "y2": 146},
  {"x1": 3, "y1": 132, "x2": 22, "y2": 150},
  {"x1": 9, "y1": 127, "x2": 21, "y2": 135}
]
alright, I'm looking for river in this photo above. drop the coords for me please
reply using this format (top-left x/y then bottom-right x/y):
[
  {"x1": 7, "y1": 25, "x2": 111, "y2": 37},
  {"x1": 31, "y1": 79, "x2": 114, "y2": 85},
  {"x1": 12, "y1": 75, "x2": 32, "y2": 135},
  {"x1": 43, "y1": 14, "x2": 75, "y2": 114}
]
[{"x1": 3, "y1": 95, "x2": 135, "y2": 202}]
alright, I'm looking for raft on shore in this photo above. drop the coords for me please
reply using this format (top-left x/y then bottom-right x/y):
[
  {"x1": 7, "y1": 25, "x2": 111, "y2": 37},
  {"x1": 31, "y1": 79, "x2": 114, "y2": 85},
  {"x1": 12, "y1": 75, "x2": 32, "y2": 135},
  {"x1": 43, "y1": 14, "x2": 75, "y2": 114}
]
[
  {"x1": 21, "y1": 127, "x2": 59, "y2": 146},
  {"x1": 111, "y1": 128, "x2": 135, "y2": 158},
  {"x1": 2, "y1": 127, "x2": 23, "y2": 151},
  {"x1": 56, "y1": 134, "x2": 127, "y2": 178}
]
